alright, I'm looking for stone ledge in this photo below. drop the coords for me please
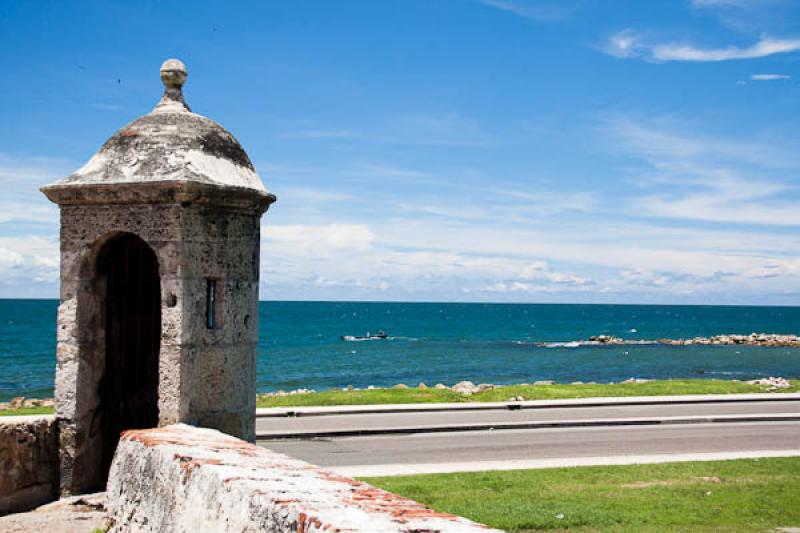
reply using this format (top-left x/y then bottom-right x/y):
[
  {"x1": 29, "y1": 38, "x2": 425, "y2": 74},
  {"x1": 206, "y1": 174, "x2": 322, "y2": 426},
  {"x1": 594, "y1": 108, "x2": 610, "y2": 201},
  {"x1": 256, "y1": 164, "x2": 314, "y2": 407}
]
[
  {"x1": 107, "y1": 424, "x2": 500, "y2": 532},
  {"x1": 0, "y1": 415, "x2": 59, "y2": 515}
]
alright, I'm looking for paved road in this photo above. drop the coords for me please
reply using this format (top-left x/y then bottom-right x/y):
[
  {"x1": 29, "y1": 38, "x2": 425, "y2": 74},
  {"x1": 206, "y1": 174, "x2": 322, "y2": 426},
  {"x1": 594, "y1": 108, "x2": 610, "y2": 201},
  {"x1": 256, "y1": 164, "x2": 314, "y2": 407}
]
[
  {"x1": 257, "y1": 398, "x2": 800, "y2": 475},
  {"x1": 259, "y1": 421, "x2": 800, "y2": 476},
  {"x1": 256, "y1": 399, "x2": 800, "y2": 437}
]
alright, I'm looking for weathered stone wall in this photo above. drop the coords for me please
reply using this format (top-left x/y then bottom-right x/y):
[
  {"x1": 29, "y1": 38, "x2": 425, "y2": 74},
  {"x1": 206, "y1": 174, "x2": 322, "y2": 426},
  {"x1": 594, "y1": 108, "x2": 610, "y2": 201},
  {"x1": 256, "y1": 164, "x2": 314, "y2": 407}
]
[
  {"x1": 107, "y1": 424, "x2": 500, "y2": 532},
  {"x1": 178, "y1": 205, "x2": 261, "y2": 441},
  {"x1": 54, "y1": 197, "x2": 262, "y2": 494},
  {"x1": 56, "y1": 202, "x2": 184, "y2": 495},
  {"x1": 0, "y1": 415, "x2": 59, "y2": 515}
]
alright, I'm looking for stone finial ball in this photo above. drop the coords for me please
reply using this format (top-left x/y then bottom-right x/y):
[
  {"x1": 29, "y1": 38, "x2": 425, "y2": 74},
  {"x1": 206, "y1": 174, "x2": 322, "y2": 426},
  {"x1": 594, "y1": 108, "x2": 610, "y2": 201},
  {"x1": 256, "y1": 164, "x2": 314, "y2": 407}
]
[{"x1": 160, "y1": 59, "x2": 187, "y2": 88}]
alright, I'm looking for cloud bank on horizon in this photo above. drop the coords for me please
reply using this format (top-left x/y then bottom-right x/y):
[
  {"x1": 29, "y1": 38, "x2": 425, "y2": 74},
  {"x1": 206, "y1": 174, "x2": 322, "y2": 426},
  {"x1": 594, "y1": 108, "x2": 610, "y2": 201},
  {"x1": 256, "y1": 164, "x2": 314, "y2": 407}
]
[{"x1": 0, "y1": 0, "x2": 799, "y2": 305}]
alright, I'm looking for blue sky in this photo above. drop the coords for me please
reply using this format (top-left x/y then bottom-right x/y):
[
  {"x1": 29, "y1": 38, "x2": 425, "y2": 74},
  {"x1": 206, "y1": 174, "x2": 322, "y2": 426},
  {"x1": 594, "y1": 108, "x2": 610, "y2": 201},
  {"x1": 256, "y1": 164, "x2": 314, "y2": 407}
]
[{"x1": 1, "y1": 0, "x2": 799, "y2": 304}]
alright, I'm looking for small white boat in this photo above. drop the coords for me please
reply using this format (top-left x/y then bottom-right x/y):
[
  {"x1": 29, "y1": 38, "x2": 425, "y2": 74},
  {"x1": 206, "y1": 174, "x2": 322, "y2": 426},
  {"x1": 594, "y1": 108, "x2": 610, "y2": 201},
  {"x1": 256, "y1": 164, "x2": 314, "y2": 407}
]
[{"x1": 341, "y1": 331, "x2": 388, "y2": 341}]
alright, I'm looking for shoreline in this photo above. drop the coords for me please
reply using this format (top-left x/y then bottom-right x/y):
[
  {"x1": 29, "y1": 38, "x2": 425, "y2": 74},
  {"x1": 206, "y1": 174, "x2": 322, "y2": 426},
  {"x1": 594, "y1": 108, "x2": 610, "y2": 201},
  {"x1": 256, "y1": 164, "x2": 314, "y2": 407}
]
[{"x1": 2, "y1": 377, "x2": 798, "y2": 414}]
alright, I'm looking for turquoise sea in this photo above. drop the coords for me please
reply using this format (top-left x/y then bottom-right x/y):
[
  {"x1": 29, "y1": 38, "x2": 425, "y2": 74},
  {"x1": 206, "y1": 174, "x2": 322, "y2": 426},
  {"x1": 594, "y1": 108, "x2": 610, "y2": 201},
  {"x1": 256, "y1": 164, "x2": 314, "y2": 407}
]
[{"x1": 1, "y1": 299, "x2": 799, "y2": 401}]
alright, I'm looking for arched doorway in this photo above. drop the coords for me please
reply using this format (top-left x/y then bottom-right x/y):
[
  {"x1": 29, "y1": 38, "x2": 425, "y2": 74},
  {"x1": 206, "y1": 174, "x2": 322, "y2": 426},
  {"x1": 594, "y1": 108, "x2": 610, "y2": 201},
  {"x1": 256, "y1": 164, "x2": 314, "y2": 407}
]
[{"x1": 95, "y1": 233, "x2": 161, "y2": 477}]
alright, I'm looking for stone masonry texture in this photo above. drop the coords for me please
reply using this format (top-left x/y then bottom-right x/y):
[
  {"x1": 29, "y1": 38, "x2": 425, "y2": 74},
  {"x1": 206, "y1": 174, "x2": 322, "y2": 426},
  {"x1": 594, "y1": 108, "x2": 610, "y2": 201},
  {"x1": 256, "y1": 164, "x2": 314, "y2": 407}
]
[
  {"x1": 106, "y1": 424, "x2": 501, "y2": 533},
  {"x1": 0, "y1": 415, "x2": 59, "y2": 515}
]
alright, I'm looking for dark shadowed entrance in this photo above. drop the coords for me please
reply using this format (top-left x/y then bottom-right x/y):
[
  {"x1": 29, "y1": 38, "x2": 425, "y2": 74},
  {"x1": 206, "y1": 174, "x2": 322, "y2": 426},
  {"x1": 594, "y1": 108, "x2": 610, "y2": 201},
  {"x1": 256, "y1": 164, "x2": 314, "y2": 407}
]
[{"x1": 96, "y1": 233, "x2": 161, "y2": 478}]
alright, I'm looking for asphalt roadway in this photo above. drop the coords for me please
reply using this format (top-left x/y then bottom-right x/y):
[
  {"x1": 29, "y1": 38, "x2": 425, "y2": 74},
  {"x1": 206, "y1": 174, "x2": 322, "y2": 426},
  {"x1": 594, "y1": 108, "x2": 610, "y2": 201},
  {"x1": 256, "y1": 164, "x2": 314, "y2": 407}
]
[{"x1": 257, "y1": 396, "x2": 800, "y2": 476}]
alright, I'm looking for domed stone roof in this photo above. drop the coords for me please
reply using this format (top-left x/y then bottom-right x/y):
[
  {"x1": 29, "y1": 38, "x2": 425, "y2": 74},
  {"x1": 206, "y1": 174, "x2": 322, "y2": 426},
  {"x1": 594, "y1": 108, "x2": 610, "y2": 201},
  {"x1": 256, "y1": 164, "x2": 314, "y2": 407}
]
[{"x1": 47, "y1": 59, "x2": 270, "y2": 196}]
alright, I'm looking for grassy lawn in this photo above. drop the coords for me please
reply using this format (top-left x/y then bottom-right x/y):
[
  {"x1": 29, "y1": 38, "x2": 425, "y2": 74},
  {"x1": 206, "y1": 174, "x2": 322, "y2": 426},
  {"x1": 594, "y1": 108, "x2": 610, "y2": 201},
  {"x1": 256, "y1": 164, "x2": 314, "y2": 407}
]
[
  {"x1": 0, "y1": 379, "x2": 797, "y2": 415},
  {"x1": 0, "y1": 405, "x2": 54, "y2": 417},
  {"x1": 254, "y1": 379, "x2": 799, "y2": 408},
  {"x1": 365, "y1": 457, "x2": 800, "y2": 532}
]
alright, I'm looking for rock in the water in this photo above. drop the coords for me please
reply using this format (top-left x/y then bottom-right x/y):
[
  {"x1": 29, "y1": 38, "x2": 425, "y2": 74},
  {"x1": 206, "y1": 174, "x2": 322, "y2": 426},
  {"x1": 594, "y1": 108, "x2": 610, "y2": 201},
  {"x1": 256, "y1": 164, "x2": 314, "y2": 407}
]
[{"x1": 588, "y1": 335, "x2": 623, "y2": 345}]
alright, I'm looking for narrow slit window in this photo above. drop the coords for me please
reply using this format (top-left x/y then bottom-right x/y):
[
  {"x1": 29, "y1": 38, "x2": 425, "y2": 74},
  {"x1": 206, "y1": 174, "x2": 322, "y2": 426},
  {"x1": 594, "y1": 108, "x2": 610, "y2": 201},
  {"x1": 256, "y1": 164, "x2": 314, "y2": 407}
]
[{"x1": 206, "y1": 279, "x2": 217, "y2": 329}]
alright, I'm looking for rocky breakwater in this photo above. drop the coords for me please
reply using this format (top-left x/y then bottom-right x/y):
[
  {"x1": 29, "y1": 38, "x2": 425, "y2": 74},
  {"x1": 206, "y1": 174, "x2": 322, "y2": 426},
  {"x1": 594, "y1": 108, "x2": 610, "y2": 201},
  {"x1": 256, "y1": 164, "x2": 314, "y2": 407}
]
[
  {"x1": 668, "y1": 333, "x2": 800, "y2": 347},
  {"x1": 587, "y1": 333, "x2": 800, "y2": 347}
]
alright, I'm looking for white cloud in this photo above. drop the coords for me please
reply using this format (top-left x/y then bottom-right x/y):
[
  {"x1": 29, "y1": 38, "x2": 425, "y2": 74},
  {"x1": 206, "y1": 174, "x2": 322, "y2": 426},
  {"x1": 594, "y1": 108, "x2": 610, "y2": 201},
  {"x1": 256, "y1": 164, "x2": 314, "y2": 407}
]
[
  {"x1": 0, "y1": 154, "x2": 68, "y2": 226},
  {"x1": 0, "y1": 236, "x2": 59, "y2": 286},
  {"x1": 0, "y1": 247, "x2": 24, "y2": 268},
  {"x1": 351, "y1": 163, "x2": 430, "y2": 181},
  {"x1": 519, "y1": 261, "x2": 591, "y2": 285},
  {"x1": 604, "y1": 114, "x2": 800, "y2": 226},
  {"x1": 751, "y1": 73, "x2": 791, "y2": 80},
  {"x1": 603, "y1": 29, "x2": 646, "y2": 59},
  {"x1": 260, "y1": 220, "x2": 598, "y2": 300},
  {"x1": 636, "y1": 185, "x2": 800, "y2": 225},
  {"x1": 276, "y1": 187, "x2": 354, "y2": 204},
  {"x1": 0, "y1": 203, "x2": 58, "y2": 224},
  {"x1": 255, "y1": 141, "x2": 800, "y2": 303},
  {"x1": 605, "y1": 114, "x2": 796, "y2": 169},
  {"x1": 479, "y1": 281, "x2": 543, "y2": 293},
  {"x1": 0, "y1": 155, "x2": 65, "y2": 190},
  {"x1": 603, "y1": 32, "x2": 800, "y2": 62},
  {"x1": 478, "y1": 0, "x2": 579, "y2": 21},
  {"x1": 655, "y1": 36, "x2": 800, "y2": 61},
  {"x1": 264, "y1": 223, "x2": 376, "y2": 254}
]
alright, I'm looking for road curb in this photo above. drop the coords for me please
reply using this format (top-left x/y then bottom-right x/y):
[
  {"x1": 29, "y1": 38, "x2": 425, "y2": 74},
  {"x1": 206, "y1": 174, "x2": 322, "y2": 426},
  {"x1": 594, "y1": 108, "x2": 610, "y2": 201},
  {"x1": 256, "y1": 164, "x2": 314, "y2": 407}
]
[
  {"x1": 328, "y1": 449, "x2": 800, "y2": 477},
  {"x1": 256, "y1": 413, "x2": 800, "y2": 440},
  {"x1": 256, "y1": 392, "x2": 800, "y2": 418}
]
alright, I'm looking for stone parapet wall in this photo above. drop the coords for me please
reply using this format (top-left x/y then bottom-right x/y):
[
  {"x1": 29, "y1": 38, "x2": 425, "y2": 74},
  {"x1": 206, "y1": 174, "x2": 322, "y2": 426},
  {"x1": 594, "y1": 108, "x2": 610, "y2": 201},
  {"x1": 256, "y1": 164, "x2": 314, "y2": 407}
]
[
  {"x1": 0, "y1": 415, "x2": 59, "y2": 515},
  {"x1": 107, "y1": 424, "x2": 500, "y2": 532}
]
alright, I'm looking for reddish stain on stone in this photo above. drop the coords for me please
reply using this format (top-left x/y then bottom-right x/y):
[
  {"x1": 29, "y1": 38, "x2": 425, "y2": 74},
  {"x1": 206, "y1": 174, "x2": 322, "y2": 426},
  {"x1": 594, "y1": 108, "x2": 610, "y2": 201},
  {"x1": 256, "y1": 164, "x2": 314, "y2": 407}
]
[
  {"x1": 339, "y1": 484, "x2": 467, "y2": 524},
  {"x1": 114, "y1": 425, "x2": 496, "y2": 531}
]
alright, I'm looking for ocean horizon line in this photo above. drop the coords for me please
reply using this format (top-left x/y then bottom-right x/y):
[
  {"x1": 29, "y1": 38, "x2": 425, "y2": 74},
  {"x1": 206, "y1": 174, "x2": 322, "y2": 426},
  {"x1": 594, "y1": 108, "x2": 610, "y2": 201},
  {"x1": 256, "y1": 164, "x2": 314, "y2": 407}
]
[{"x1": 0, "y1": 297, "x2": 798, "y2": 309}]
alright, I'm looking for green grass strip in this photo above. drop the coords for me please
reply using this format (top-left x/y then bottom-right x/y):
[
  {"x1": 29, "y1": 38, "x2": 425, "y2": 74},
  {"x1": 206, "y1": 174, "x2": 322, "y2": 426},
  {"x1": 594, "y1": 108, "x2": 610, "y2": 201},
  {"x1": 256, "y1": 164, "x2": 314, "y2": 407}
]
[
  {"x1": 255, "y1": 379, "x2": 798, "y2": 408},
  {"x1": 0, "y1": 405, "x2": 54, "y2": 417},
  {"x1": 364, "y1": 457, "x2": 800, "y2": 532}
]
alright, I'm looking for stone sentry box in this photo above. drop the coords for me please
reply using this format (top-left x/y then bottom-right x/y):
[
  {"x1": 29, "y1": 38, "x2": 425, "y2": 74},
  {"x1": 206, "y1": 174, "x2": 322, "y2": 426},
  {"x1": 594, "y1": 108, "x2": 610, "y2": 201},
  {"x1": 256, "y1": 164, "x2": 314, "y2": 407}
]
[{"x1": 41, "y1": 59, "x2": 275, "y2": 495}]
